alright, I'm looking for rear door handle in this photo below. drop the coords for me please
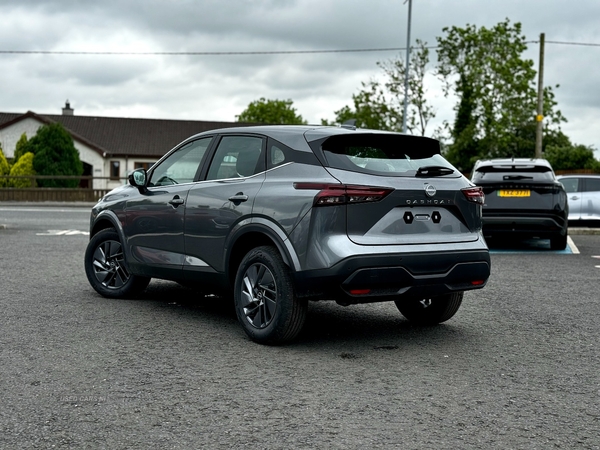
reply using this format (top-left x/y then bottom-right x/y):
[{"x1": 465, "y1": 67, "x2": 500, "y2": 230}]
[
  {"x1": 168, "y1": 195, "x2": 185, "y2": 207},
  {"x1": 570, "y1": 195, "x2": 580, "y2": 200}
]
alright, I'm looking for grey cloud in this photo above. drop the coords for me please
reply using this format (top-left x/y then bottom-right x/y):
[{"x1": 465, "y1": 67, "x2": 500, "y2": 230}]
[{"x1": 1, "y1": 0, "x2": 600, "y2": 148}]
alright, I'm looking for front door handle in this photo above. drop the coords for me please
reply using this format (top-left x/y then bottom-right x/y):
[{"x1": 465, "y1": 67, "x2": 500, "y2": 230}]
[
  {"x1": 570, "y1": 195, "x2": 580, "y2": 200},
  {"x1": 229, "y1": 193, "x2": 249, "y2": 205},
  {"x1": 168, "y1": 195, "x2": 185, "y2": 207}
]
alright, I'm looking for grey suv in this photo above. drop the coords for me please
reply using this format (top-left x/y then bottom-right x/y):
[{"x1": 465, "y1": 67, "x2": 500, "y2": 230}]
[{"x1": 84, "y1": 126, "x2": 490, "y2": 344}]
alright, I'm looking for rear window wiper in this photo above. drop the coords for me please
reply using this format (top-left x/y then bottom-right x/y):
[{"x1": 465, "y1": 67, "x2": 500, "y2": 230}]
[
  {"x1": 503, "y1": 175, "x2": 533, "y2": 180},
  {"x1": 415, "y1": 165, "x2": 455, "y2": 177}
]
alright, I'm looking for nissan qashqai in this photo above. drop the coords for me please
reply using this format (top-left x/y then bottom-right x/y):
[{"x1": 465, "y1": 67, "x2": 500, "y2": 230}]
[{"x1": 85, "y1": 126, "x2": 490, "y2": 344}]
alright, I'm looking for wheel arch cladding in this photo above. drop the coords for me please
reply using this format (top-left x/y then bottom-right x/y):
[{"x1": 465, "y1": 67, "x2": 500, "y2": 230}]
[
  {"x1": 227, "y1": 231, "x2": 291, "y2": 285},
  {"x1": 91, "y1": 210, "x2": 123, "y2": 238},
  {"x1": 91, "y1": 218, "x2": 117, "y2": 237}
]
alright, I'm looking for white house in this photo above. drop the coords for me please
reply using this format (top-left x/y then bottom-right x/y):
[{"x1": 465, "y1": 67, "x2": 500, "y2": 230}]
[{"x1": 0, "y1": 102, "x2": 243, "y2": 190}]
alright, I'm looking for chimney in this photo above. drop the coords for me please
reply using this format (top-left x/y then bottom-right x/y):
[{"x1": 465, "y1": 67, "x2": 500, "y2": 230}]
[{"x1": 62, "y1": 100, "x2": 74, "y2": 116}]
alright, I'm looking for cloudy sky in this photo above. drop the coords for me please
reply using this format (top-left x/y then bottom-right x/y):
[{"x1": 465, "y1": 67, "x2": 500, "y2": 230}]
[{"x1": 2, "y1": 0, "x2": 600, "y2": 155}]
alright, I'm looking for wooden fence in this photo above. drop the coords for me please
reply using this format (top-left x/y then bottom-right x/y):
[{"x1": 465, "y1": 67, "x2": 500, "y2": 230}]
[
  {"x1": 0, "y1": 188, "x2": 110, "y2": 202},
  {"x1": 0, "y1": 175, "x2": 118, "y2": 202}
]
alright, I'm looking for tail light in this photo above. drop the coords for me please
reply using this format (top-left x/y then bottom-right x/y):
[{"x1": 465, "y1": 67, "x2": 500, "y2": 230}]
[
  {"x1": 294, "y1": 183, "x2": 393, "y2": 206},
  {"x1": 461, "y1": 186, "x2": 485, "y2": 204}
]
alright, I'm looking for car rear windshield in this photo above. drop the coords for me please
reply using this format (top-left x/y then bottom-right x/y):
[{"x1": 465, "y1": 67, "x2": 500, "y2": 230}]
[
  {"x1": 319, "y1": 134, "x2": 458, "y2": 177},
  {"x1": 472, "y1": 163, "x2": 555, "y2": 182}
]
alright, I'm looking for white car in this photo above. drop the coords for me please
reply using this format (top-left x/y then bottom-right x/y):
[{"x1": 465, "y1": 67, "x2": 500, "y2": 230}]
[{"x1": 557, "y1": 174, "x2": 600, "y2": 222}]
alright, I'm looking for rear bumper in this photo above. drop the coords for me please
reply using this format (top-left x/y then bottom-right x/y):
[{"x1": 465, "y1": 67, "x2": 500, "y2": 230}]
[
  {"x1": 482, "y1": 211, "x2": 568, "y2": 238},
  {"x1": 293, "y1": 248, "x2": 491, "y2": 303}
]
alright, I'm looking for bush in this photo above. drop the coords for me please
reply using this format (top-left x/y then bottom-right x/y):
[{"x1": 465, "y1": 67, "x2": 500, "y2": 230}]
[
  {"x1": 12, "y1": 133, "x2": 29, "y2": 164},
  {"x1": 27, "y1": 123, "x2": 83, "y2": 187},
  {"x1": 0, "y1": 147, "x2": 10, "y2": 187},
  {"x1": 9, "y1": 152, "x2": 36, "y2": 188}
]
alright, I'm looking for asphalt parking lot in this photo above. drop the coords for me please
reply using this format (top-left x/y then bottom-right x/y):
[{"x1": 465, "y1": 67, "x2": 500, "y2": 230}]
[{"x1": 1, "y1": 204, "x2": 599, "y2": 449}]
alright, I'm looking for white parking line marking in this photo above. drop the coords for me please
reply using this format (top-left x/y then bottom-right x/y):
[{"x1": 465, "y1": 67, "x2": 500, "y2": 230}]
[
  {"x1": 567, "y1": 236, "x2": 580, "y2": 254},
  {"x1": 36, "y1": 229, "x2": 89, "y2": 236}
]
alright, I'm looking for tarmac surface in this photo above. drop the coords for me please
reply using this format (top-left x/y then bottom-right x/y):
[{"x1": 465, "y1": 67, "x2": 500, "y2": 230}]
[{"x1": 1, "y1": 204, "x2": 599, "y2": 448}]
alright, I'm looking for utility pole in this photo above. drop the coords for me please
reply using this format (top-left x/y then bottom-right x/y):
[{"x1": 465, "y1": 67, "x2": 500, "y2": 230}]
[
  {"x1": 535, "y1": 33, "x2": 545, "y2": 159},
  {"x1": 402, "y1": 0, "x2": 412, "y2": 134}
]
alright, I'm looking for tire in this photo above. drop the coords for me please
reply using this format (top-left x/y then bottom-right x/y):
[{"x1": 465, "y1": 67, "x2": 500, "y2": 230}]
[
  {"x1": 84, "y1": 229, "x2": 150, "y2": 298},
  {"x1": 550, "y1": 233, "x2": 568, "y2": 250},
  {"x1": 395, "y1": 292, "x2": 464, "y2": 325},
  {"x1": 234, "y1": 246, "x2": 307, "y2": 345}
]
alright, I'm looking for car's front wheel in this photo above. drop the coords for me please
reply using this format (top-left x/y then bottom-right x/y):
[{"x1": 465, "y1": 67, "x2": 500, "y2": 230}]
[
  {"x1": 234, "y1": 246, "x2": 307, "y2": 345},
  {"x1": 395, "y1": 292, "x2": 464, "y2": 325},
  {"x1": 84, "y1": 229, "x2": 150, "y2": 298}
]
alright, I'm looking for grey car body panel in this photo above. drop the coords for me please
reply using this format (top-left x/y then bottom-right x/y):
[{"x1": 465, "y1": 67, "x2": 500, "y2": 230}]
[
  {"x1": 184, "y1": 173, "x2": 266, "y2": 273},
  {"x1": 124, "y1": 183, "x2": 192, "y2": 267},
  {"x1": 252, "y1": 162, "x2": 339, "y2": 237},
  {"x1": 324, "y1": 167, "x2": 481, "y2": 245}
]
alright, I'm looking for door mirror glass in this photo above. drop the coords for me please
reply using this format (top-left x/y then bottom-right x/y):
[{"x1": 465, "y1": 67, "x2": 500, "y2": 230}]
[{"x1": 129, "y1": 168, "x2": 147, "y2": 187}]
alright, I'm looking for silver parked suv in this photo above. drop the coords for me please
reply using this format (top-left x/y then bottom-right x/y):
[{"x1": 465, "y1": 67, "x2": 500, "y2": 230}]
[{"x1": 84, "y1": 126, "x2": 490, "y2": 344}]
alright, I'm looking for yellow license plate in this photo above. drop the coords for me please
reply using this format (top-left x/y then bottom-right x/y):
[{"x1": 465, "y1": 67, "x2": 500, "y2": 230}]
[{"x1": 498, "y1": 190, "x2": 530, "y2": 197}]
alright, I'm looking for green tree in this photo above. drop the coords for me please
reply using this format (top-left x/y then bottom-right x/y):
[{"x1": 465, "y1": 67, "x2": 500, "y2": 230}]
[
  {"x1": 27, "y1": 123, "x2": 83, "y2": 188},
  {"x1": 545, "y1": 142, "x2": 600, "y2": 172},
  {"x1": 381, "y1": 39, "x2": 435, "y2": 135},
  {"x1": 330, "y1": 40, "x2": 435, "y2": 135},
  {"x1": 442, "y1": 75, "x2": 482, "y2": 171},
  {"x1": 12, "y1": 133, "x2": 30, "y2": 163},
  {"x1": 236, "y1": 98, "x2": 307, "y2": 125},
  {"x1": 436, "y1": 19, "x2": 566, "y2": 169},
  {"x1": 332, "y1": 80, "x2": 397, "y2": 130},
  {"x1": 0, "y1": 146, "x2": 10, "y2": 187},
  {"x1": 9, "y1": 152, "x2": 36, "y2": 188}
]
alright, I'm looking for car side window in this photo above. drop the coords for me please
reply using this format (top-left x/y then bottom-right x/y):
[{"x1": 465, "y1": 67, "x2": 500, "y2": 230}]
[
  {"x1": 584, "y1": 178, "x2": 600, "y2": 192},
  {"x1": 206, "y1": 136, "x2": 264, "y2": 180},
  {"x1": 149, "y1": 137, "x2": 212, "y2": 187},
  {"x1": 269, "y1": 144, "x2": 287, "y2": 168},
  {"x1": 560, "y1": 178, "x2": 579, "y2": 193}
]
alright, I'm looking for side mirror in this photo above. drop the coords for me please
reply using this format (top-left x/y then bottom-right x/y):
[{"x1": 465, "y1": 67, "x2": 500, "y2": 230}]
[{"x1": 129, "y1": 168, "x2": 148, "y2": 193}]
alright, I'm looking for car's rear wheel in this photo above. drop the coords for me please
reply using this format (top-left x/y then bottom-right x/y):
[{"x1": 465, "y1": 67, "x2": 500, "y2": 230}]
[
  {"x1": 84, "y1": 229, "x2": 150, "y2": 298},
  {"x1": 234, "y1": 246, "x2": 307, "y2": 345},
  {"x1": 395, "y1": 292, "x2": 463, "y2": 325},
  {"x1": 550, "y1": 233, "x2": 568, "y2": 250}
]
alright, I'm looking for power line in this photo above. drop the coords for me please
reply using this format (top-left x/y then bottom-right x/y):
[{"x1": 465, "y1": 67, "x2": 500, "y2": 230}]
[
  {"x1": 0, "y1": 40, "x2": 598, "y2": 57},
  {"x1": 526, "y1": 40, "x2": 600, "y2": 47},
  {"x1": 0, "y1": 47, "x2": 414, "y2": 56},
  {"x1": 546, "y1": 40, "x2": 600, "y2": 47}
]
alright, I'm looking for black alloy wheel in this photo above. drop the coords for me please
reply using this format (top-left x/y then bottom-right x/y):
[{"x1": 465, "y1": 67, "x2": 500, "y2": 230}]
[
  {"x1": 234, "y1": 246, "x2": 307, "y2": 345},
  {"x1": 84, "y1": 229, "x2": 150, "y2": 298},
  {"x1": 240, "y1": 262, "x2": 278, "y2": 329}
]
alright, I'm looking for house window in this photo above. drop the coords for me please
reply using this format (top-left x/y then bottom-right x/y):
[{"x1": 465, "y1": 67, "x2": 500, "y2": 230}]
[
  {"x1": 134, "y1": 162, "x2": 154, "y2": 171},
  {"x1": 110, "y1": 161, "x2": 120, "y2": 179}
]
